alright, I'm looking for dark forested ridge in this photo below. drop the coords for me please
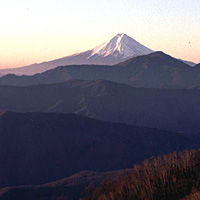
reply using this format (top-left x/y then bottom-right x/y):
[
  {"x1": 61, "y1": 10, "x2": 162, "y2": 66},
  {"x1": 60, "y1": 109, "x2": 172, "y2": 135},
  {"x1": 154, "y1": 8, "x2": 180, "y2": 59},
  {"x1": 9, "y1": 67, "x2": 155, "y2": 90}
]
[{"x1": 86, "y1": 149, "x2": 200, "y2": 200}]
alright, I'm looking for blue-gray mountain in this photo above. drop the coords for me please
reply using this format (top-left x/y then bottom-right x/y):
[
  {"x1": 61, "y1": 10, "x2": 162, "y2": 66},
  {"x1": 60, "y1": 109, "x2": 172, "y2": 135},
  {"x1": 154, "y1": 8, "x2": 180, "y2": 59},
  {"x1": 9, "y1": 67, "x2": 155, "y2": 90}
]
[{"x1": 0, "y1": 52, "x2": 199, "y2": 88}]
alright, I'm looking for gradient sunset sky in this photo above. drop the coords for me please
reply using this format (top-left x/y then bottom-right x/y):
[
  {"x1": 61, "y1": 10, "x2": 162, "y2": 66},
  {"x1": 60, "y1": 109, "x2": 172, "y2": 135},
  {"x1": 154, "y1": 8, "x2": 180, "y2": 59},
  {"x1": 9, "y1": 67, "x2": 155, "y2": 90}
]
[{"x1": 0, "y1": 0, "x2": 199, "y2": 68}]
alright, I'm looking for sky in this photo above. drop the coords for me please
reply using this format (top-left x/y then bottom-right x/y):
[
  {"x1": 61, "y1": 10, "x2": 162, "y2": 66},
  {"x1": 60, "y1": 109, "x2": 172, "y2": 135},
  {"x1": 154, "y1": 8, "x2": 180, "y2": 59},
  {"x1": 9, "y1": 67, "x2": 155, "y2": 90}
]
[{"x1": 0, "y1": 0, "x2": 199, "y2": 68}]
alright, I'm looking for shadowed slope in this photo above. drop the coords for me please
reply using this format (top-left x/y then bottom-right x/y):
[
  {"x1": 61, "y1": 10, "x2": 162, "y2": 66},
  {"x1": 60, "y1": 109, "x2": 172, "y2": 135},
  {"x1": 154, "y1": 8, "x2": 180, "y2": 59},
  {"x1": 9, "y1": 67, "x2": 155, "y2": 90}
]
[{"x1": 0, "y1": 111, "x2": 195, "y2": 189}]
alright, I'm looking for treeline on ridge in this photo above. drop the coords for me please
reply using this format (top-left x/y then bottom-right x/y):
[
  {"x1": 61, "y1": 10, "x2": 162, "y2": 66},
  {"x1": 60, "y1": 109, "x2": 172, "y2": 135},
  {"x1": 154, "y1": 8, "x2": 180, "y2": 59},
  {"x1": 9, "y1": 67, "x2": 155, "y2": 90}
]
[{"x1": 84, "y1": 149, "x2": 200, "y2": 200}]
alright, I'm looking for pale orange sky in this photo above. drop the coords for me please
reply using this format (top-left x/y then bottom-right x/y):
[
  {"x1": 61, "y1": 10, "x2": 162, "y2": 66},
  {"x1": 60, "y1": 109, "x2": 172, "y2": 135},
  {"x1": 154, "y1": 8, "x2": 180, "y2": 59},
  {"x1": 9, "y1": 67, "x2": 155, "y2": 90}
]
[{"x1": 0, "y1": 0, "x2": 199, "y2": 69}]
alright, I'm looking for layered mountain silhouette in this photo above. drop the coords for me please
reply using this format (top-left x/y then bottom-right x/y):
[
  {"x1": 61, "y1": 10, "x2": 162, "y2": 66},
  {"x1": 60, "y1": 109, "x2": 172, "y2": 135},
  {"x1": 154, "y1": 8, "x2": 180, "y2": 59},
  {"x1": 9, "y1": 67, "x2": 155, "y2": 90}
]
[
  {"x1": 0, "y1": 34, "x2": 154, "y2": 75},
  {"x1": 0, "y1": 31, "x2": 199, "y2": 200},
  {"x1": 0, "y1": 51, "x2": 199, "y2": 88},
  {"x1": 1, "y1": 80, "x2": 200, "y2": 133},
  {"x1": 0, "y1": 111, "x2": 194, "y2": 189}
]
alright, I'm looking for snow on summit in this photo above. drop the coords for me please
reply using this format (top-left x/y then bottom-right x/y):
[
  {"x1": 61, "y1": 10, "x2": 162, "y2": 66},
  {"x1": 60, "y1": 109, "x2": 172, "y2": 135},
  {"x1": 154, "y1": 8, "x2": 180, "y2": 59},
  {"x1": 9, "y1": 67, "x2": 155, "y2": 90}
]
[
  {"x1": 0, "y1": 33, "x2": 154, "y2": 75},
  {"x1": 90, "y1": 33, "x2": 154, "y2": 58}
]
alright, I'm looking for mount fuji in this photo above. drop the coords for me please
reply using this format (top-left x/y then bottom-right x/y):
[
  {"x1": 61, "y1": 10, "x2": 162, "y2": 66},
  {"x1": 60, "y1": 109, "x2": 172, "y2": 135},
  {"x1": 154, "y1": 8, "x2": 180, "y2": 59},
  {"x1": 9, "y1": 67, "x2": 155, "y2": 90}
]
[
  {"x1": 88, "y1": 33, "x2": 153, "y2": 59},
  {"x1": 0, "y1": 33, "x2": 154, "y2": 75}
]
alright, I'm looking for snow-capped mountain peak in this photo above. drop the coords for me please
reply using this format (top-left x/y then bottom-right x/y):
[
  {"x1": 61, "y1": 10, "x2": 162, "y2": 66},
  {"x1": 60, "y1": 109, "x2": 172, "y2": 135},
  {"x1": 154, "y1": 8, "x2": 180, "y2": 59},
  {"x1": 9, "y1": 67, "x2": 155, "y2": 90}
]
[
  {"x1": 90, "y1": 33, "x2": 154, "y2": 59},
  {"x1": 0, "y1": 33, "x2": 155, "y2": 75}
]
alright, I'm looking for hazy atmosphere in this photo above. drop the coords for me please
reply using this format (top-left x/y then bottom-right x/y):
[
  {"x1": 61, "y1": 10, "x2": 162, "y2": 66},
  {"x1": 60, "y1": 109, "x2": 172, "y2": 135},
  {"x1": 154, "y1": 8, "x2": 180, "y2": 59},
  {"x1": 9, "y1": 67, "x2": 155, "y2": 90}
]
[{"x1": 0, "y1": 0, "x2": 199, "y2": 68}]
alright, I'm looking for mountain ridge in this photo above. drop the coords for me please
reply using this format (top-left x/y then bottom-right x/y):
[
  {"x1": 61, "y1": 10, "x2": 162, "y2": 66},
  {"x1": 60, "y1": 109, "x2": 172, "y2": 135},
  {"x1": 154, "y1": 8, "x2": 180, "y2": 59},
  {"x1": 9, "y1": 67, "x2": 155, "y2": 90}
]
[
  {"x1": 1, "y1": 80, "x2": 200, "y2": 133},
  {"x1": 0, "y1": 51, "x2": 199, "y2": 88}
]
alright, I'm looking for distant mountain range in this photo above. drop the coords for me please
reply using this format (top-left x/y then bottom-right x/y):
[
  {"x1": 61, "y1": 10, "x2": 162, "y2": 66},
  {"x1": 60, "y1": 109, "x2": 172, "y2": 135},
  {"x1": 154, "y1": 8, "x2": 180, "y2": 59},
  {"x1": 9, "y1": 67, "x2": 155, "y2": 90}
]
[
  {"x1": 0, "y1": 111, "x2": 193, "y2": 189},
  {"x1": 0, "y1": 33, "x2": 154, "y2": 75},
  {"x1": 1, "y1": 80, "x2": 200, "y2": 133},
  {"x1": 0, "y1": 33, "x2": 196, "y2": 76},
  {"x1": 0, "y1": 51, "x2": 199, "y2": 88}
]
